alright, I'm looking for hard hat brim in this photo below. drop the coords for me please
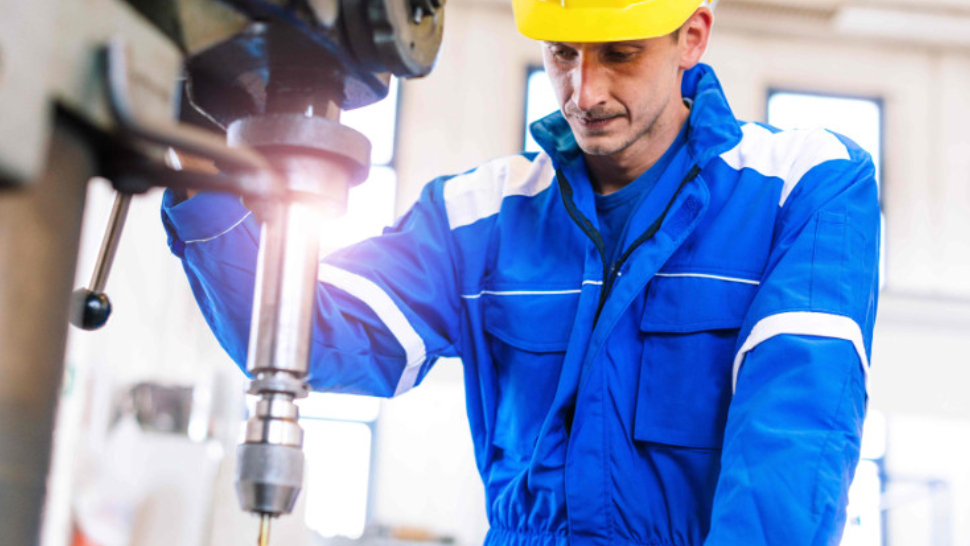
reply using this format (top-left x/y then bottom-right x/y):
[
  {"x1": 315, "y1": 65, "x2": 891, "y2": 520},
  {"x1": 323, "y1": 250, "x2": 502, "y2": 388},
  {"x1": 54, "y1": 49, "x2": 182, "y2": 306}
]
[{"x1": 513, "y1": 0, "x2": 707, "y2": 43}]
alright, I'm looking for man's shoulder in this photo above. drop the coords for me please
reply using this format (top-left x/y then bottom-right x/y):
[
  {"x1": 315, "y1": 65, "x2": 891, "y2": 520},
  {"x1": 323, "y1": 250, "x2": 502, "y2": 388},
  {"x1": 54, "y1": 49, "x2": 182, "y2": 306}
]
[
  {"x1": 441, "y1": 152, "x2": 552, "y2": 193},
  {"x1": 434, "y1": 152, "x2": 557, "y2": 231},
  {"x1": 714, "y1": 121, "x2": 875, "y2": 207},
  {"x1": 719, "y1": 122, "x2": 870, "y2": 174}
]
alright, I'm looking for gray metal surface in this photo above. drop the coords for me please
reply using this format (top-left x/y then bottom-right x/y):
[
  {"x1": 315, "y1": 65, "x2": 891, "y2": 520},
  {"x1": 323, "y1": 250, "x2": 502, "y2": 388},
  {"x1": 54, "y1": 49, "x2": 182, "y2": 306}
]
[
  {"x1": 0, "y1": 0, "x2": 56, "y2": 185},
  {"x1": 0, "y1": 121, "x2": 95, "y2": 545},
  {"x1": 0, "y1": 0, "x2": 181, "y2": 185},
  {"x1": 236, "y1": 443, "x2": 305, "y2": 516},
  {"x1": 123, "y1": 0, "x2": 250, "y2": 54},
  {"x1": 365, "y1": 0, "x2": 445, "y2": 77},
  {"x1": 244, "y1": 414, "x2": 305, "y2": 446},
  {"x1": 226, "y1": 113, "x2": 372, "y2": 187},
  {"x1": 246, "y1": 200, "x2": 325, "y2": 376}
]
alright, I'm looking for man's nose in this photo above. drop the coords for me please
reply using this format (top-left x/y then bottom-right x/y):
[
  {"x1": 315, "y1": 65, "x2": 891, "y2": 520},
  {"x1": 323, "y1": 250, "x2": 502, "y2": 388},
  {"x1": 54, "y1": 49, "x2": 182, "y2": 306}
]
[{"x1": 573, "y1": 56, "x2": 609, "y2": 113}]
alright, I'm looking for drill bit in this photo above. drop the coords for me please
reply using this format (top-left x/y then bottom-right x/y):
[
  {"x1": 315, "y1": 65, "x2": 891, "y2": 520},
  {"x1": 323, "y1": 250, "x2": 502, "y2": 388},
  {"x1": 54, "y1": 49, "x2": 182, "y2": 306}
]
[{"x1": 258, "y1": 514, "x2": 270, "y2": 546}]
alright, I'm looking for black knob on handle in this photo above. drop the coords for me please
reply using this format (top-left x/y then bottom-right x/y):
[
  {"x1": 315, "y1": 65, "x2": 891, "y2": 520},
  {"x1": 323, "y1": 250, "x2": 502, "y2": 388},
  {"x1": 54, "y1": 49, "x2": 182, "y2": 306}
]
[
  {"x1": 71, "y1": 191, "x2": 130, "y2": 331},
  {"x1": 70, "y1": 288, "x2": 112, "y2": 330}
]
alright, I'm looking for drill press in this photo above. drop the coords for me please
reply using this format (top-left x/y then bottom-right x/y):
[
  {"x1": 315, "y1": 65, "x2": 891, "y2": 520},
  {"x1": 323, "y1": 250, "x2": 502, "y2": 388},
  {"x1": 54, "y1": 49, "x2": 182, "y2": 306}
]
[
  {"x1": 177, "y1": 3, "x2": 444, "y2": 540},
  {"x1": 0, "y1": 0, "x2": 444, "y2": 543},
  {"x1": 120, "y1": 0, "x2": 447, "y2": 542}
]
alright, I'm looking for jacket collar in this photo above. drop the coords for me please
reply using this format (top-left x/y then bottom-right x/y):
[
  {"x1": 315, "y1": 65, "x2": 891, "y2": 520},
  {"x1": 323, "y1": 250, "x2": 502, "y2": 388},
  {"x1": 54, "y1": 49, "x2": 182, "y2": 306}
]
[{"x1": 529, "y1": 63, "x2": 743, "y2": 171}]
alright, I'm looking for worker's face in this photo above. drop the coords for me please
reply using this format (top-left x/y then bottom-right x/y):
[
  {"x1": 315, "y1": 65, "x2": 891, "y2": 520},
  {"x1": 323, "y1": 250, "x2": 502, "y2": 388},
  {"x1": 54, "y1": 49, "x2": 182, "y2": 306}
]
[{"x1": 541, "y1": 10, "x2": 712, "y2": 158}]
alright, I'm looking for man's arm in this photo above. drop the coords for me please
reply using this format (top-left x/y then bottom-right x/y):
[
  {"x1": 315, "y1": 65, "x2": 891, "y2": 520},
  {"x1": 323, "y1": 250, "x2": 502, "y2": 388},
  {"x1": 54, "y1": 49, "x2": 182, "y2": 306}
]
[
  {"x1": 704, "y1": 136, "x2": 880, "y2": 545},
  {"x1": 160, "y1": 176, "x2": 463, "y2": 398}
]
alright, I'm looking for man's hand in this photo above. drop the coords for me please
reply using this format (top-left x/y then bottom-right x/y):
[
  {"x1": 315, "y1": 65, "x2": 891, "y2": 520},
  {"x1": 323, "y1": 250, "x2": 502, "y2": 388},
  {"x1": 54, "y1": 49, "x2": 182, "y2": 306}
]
[{"x1": 165, "y1": 148, "x2": 220, "y2": 199}]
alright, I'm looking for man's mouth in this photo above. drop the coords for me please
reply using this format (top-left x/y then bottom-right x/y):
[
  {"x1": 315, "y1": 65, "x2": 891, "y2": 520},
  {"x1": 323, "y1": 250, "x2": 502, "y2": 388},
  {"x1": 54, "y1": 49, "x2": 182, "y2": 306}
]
[{"x1": 577, "y1": 115, "x2": 619, "y2": 130}]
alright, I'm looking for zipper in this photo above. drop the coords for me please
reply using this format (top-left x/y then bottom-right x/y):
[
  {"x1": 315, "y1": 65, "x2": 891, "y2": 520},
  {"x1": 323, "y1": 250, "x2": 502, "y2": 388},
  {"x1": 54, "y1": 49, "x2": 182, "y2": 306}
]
[{"x1": 556, "y1": 165, "x2": 702, "y2": 326}]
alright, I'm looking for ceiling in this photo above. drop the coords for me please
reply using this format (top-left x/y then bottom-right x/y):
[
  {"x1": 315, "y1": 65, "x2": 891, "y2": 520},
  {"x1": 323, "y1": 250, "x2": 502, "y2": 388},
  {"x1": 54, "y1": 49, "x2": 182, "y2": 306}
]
[
  {"x1": 716, "y1": 0, "x2": 970, "y2": 49},
  {"x1": 723, "y1": 0, "x2": 970, "y2": 13},
  {"x1": 457, "y1": 0, "x2": 970, "y2": 50}
]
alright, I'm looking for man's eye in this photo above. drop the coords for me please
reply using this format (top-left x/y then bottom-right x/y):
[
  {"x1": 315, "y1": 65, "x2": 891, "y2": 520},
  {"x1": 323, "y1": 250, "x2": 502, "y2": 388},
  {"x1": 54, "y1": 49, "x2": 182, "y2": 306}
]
[
  {"x1": 551, "y1": 47, "x2": 576, "y2": 60},
  {"x1": 605, "y1": 51, "x2": 635, "y2": 62}
]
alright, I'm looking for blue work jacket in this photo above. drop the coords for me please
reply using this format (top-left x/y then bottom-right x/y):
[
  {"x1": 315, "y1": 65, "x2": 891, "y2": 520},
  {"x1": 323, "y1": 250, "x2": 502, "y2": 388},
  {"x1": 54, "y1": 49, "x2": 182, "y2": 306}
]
[{"x1": 162, "y1": 64, "x2": 881, "y2": 546}]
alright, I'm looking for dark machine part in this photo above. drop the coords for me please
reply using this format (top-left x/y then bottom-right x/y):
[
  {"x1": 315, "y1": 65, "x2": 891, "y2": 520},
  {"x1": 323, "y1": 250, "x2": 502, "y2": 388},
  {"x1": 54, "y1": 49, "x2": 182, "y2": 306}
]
[
  {"x1": 0, "y1": 120, "x2": 97, "y2": 546},
  {"x1": 126, "y1": 0, "x2": 445, "y2": 130}
]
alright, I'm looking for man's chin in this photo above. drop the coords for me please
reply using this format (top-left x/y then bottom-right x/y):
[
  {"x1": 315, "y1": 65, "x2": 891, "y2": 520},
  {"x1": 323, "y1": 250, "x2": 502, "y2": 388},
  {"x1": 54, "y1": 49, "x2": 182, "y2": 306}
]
[{"x1": 576, "y1": 137, "x2": 624, "y2": 156}]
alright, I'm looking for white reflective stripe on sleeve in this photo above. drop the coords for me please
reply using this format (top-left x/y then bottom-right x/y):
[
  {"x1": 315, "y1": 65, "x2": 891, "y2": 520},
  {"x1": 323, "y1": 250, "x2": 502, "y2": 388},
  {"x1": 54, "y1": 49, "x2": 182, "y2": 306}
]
[
  {"x1": 444, "y1": 153, "x2": 556, "y2": 229},
  {"x1": 719, "y1": 123, "x2": 851, "y2": 207},
  {"x1": 318, "y1": 264, "x2": 427, "y2": 397},
  {"x1": 732, "y1": 312, "x2": 869, "y2": 394}
]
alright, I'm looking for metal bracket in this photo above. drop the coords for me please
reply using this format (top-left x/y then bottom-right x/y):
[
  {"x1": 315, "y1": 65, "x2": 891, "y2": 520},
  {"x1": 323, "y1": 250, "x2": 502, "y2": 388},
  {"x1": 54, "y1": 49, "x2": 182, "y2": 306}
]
[{"x1": 103, "y1": 38, "x2": 281, "y2": 196}]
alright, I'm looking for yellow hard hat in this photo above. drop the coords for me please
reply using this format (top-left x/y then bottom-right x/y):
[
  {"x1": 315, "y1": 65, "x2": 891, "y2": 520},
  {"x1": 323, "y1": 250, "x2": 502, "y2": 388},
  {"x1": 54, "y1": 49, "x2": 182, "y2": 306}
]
[{"x1": 512, "y1": 0, "x2": 715, "y2": 43}]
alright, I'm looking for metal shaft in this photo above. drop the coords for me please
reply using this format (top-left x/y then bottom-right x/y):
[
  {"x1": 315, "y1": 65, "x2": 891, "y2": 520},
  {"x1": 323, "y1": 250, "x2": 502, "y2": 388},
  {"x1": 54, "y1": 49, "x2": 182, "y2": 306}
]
[
  {"x1": 89, "y1": 192, "x2": 131, "y2": 293},
  {"x1": 259, "y1": 514, "x2": 270, "y2": 546},
  {"x1": 235, "y1": 198, "x2": 323, "y2": 520},
  {"x1": 0, "y1": 122, "x2": 95, "y2": 545},
  {"x1": 246, "y1": 200, "x2": 323, "y2": 379}
]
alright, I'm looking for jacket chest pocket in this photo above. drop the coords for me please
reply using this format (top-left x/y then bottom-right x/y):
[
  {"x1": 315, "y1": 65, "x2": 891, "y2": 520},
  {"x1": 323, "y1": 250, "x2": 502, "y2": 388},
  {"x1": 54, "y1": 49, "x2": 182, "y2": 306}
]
[
  {"x1": 635, "y1": 275, "x2": 758, "y2": 450},
  {"x1": 484, "y1": 292, "x2": 577, "y2": 459}
]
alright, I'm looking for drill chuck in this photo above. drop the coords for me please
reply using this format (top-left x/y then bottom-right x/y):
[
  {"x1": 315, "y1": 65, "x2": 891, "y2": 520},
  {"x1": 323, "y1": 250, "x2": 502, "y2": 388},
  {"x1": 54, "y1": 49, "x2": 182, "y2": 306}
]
[
  {"x1": 236, "y1": 442, "x2": 305, "y2": 516},
  {"x1": 237, "y1": 381, "x2": 309, "y2": 515}
]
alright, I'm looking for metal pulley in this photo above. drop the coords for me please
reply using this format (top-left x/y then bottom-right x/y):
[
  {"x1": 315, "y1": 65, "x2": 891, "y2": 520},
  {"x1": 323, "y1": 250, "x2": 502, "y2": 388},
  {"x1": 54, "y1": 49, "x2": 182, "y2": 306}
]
[{"x1": 342, "y1": 0, "x2": 446, "y2": 78}]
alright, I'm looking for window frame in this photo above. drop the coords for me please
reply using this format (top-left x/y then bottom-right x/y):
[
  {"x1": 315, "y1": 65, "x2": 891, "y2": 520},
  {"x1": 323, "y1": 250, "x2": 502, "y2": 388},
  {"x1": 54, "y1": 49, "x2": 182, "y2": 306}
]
[
  {"x1": 765, "y1": 88, "x2": 886, "y2": 199},
  {"x1": 523, "y1": 64, "x2": 553, "y2": 153}
]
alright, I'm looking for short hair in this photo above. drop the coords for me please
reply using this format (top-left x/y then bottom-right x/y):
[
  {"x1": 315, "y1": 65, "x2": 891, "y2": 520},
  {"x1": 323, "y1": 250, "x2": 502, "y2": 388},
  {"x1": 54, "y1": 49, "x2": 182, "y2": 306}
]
[{"x1": 671, "y1": 24, "x2": 684, "y2": 42}]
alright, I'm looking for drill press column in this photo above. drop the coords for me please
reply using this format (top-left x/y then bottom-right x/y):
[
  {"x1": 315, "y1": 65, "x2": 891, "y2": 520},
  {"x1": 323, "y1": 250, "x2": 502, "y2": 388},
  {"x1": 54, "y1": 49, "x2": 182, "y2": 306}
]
[{"x1": 235, "y1": 198, "x2": 321, "y2": 519}]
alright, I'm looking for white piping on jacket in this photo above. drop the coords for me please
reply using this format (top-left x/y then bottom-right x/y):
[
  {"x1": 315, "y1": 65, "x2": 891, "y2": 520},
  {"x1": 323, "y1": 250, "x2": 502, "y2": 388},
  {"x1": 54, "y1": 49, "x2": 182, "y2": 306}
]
[
  {"x1": 460, "y1": 279, "x2": 603, "y2": 300},
  {"x1": 184, "y1": 211, "x2": 253, "y2": 244},
  {"x1": 654, "y1": 272, "x2": 761, "y2": 286}
]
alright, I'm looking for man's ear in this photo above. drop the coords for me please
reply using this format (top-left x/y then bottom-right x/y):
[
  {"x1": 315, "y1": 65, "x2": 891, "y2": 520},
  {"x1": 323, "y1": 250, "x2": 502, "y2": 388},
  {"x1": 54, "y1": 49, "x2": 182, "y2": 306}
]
[{"x1": 679, "y1": 7, "x2": 713, "y2": 70}]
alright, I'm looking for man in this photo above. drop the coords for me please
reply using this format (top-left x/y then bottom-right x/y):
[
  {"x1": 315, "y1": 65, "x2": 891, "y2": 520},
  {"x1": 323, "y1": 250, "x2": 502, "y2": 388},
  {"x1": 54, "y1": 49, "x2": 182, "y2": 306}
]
[{"x1": 162, "y1": 0, "x2": 880, "y2": 544}]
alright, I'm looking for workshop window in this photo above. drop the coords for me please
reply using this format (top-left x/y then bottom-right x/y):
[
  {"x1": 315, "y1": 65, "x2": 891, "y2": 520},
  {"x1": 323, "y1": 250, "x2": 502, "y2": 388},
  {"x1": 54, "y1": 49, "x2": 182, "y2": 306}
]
[
  {"x1": 523, "y1": 67, "x2": 558, "y2": 153},
  {"x1": 767, "y1": 91, "x2": 886, "y2": 546},
  {"x1": 319, "y1": 78, "x2": 400, "y2": 253},
  {"x1": 841, "y1": 411, "x2": 887, "y2": 546},
  {"x1": 301, "y1": 78, "x2": 400, "y2": 539},
  {"x1": 767, "y1": 90, "x2": 886, "y2": 290},
  {"x1": 767, "y1": 91, "x2": 883, "y2": 184},
  {"x1": 302, "y1": 394, "x2": 381, "y2": 538}
]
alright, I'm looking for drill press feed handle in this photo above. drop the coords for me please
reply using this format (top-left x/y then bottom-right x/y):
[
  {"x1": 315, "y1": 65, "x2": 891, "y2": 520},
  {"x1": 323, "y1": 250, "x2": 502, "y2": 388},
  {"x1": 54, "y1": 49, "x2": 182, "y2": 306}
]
[{"x1": 69, "y1": 191, "x2": 131, "y2": 331}]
